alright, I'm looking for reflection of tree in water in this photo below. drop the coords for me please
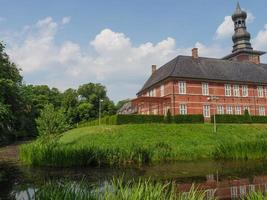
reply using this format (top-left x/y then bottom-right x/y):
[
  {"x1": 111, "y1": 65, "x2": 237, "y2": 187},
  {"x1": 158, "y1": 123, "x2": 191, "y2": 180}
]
[{"x1": 0, "y1": 162, "x2": 20, "y2": 199}]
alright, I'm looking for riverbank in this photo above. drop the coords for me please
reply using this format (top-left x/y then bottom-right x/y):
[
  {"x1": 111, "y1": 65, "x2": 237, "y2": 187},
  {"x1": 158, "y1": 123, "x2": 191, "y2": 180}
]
[{"x1": 19, "y1": 123, "x2": 267, "y2": 167}]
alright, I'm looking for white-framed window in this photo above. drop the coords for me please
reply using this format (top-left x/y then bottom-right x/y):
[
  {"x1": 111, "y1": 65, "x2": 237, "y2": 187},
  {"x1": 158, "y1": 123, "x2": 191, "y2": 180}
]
[
  {"x1": 249, "y1": 184, "x2": 255, "y2": 193},
  {"x1": 259, "y1": 106, "x2": 266, "y2": 116},
  {"x1": 203, "y1": 105, "x2": 210, "y2": 118},
  {"x1": 235, "y1": 106, "x2": 242, "y2": 115},
  {"x1": 258, "y1": 86, "x2": 264, "y2": 97},
  {"x1": 225, "y1": 84, "x2": 231, "y2": 96},
  {"x1": 265, "y1": 87, "x2": 267, "y2": 97},
  {"x1": 244, "y1": 106, "x2": 250, "y2": 114},
  {"x1": 230, "y1": 186, "x2": 238, "y2": 199},
  {"x1": 160, "y1": 85, "x2": 164, "y2": 97},
  {"x1": 242, "y1": 85, "x2": 248, "y2": 97},
  {"x1": 217, "y1": 105, "x2": 224, "y2": 115},
  {"x1": 202, "y1": 82, "x2": 209, "y2": 96},
  {"x1": 233, "y1": 85, "x2": 240, "y2": 97},
  {"x1": 179, "y1": 104, "x2": 187, "y2": 115},
  {"x1": 226, "y1": 106, "x2": 233, "y2": 115},
  {"x1": 178, "y1": 81, "x2": 186, "y2": 94}
]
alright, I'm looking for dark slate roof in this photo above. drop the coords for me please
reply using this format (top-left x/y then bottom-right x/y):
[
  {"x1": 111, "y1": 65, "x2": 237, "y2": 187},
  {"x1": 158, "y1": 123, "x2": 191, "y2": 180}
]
[{"x1": 138, "y1": 55, "x2": 267, "y2": 94}]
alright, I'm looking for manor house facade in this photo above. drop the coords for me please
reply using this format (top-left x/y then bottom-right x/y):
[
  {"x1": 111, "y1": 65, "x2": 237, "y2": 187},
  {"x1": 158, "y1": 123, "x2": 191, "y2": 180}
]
[{"x1": 132, "y1": 3, "x2": 267, "y2": 119}]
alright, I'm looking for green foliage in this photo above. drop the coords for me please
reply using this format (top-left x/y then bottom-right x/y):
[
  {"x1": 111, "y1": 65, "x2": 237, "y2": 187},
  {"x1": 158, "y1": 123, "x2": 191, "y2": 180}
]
[
  {"x1": 165, "y1": 109, "x2": 172, "y2": 123},
  {"x1": 213, "y1": 140, "x2": 267, "y2": 160},
  {"x1": 34, "y1": 178, "x2": 208, "y2": 200},
  {"x1": 116, "y1": 99, "x2": 131, "y2": 110},
  {"x1": 251, "y1": 116, "x2": 267, "y2": 123},
  {"x1": 20, "y1": 124, "x2": 267, "y2": 167},
  {"x1": 211, "y1": 114, "x2": 252, "y2": 123},
  {"x1": 173, "y1": 115, "x2": 204, "y2": 123},
  {"x1": 77, "y1": 83, "x2": 116, "y2": 117},
  {"x1": 116, "y1": 115, "x2": 164, "y2": 124},
  {"x1": 243, "y1": 192, "x2": 267, "y2": 200},
  {"x1": 36, "y1": 104, "x2": 69, "y2": 136},
  {"x1": 80, "y1": 114, "x2": 204, "y2": 127},
  {"x1": 244, "y1": 109, "x2": 252, "y2": 123},
  {"x1": 0, "y1": 42, "x2": 24, "y2": 142},
  {"x1": 77, "y1": 102, "x2": 93, "y2": 121}
]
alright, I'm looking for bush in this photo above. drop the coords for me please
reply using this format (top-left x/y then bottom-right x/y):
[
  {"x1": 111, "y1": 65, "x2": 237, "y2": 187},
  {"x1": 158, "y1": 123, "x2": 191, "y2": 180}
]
[
  {"x1": 36, "y1": 104, "x2": 69, "y2": 136},
  {"x1": 173, "y1": 115, "x2": 204, "y2": 124},
  {"x1": 164, "y1": 109, "x2": 172, "y2": 123}
]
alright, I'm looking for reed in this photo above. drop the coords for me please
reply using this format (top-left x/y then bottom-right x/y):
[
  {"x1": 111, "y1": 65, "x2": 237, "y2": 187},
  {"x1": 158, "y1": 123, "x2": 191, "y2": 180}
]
[
  {"x1": 213, "y1": 140, "x2": 267, "y2": 160},
  {"x1": 34, "y1": 178, "x2": 210, "y2": 200},
  {"x1": 243, "y1": 192, "x2": 267, "y2": 200}
]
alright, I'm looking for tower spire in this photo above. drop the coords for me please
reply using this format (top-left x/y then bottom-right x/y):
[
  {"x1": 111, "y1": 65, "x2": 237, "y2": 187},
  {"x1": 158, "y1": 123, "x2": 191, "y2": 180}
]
[
  {"x1": 231, "y1": 2, "x2": 252, "y2": 53},
  {"x1": 223, "y1": 3, "x2": 266, "y2": 64},
  {"x1": 236, "y1": 2, "x2": 241, "y2": 12}
]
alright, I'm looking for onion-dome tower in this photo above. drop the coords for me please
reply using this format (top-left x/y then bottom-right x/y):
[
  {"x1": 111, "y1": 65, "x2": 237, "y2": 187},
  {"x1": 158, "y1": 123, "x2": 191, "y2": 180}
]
[
  {"x1": 232, "y1": 2, "x2": 252, "y2": 52},
  {"x1": 223, "y1": 2, "x2": 265, "y2": 64}
]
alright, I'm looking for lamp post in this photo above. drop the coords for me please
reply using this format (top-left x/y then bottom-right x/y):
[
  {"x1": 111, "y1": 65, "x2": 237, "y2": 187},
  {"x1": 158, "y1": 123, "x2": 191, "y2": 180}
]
[
  {"x1": 207, "y1": 96, "x2": 219, "y2": 133},
  {"x1": 99, "y1": 99, "x2": 104, "y2": 125}
]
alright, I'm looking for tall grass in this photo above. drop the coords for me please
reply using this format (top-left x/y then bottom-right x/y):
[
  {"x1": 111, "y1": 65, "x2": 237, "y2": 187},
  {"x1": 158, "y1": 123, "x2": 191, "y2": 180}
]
[
  {"x1": 34, "y1": 178, "x2": 209, "y2": 200},
  {"x1": 213, "y1": 140, "x2": 267, "y2": 160},
  {"x1": 243, "y1": 192, "x2": 267, "y2": 200},
  {"x1": 20, "y1": 140, "x2": 175, "y2": 167}
]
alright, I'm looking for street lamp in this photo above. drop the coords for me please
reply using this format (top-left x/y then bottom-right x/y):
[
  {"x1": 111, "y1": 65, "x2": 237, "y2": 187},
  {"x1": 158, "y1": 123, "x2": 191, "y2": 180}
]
[
  {"x1": 207, "y1": 96, "x2": 219, "y2": 133},
  {"x1": 99, "y1": 99, "x2": 104, "y2": 125}
]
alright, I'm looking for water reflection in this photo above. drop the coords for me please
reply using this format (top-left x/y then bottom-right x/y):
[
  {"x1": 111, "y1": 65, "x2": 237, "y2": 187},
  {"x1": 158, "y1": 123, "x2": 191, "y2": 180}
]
[{"x1": 1, "y1": 160, "x2": 267, "y2": 199}]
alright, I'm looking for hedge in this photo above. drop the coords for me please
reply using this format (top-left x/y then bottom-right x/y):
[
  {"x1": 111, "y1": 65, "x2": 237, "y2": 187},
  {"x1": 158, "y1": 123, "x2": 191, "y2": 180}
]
[
  {"x1": 251, "y1": 116, "x2": 267, "y2": 123},
  {"x1": 211, "y1": 114, "x2": 267, "y2": 124},
  {"x1": 78, "y1": 114, "x2": 205, "y2": 127},
  {"x1": 173, "y1": 115, "x2": 204, "y2": 123}
]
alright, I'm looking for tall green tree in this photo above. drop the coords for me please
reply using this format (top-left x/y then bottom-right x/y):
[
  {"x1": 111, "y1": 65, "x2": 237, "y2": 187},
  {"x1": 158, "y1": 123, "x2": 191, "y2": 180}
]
[
  {"x1": 77, "y1": 83, "x2": 116, "y2": 121},
  {"x1": 0, "y1": 42, "x2": 24, "y2": 143}
]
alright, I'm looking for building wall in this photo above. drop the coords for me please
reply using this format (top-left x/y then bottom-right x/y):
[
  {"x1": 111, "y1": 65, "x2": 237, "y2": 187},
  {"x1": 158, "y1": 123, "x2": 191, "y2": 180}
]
[{"x1": 138, "y1": 79, "x2": 267, "y2": 118}]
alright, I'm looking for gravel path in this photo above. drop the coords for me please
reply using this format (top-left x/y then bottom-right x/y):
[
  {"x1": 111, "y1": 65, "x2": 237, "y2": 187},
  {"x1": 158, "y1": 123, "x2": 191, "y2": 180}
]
[{"x1": 0, "y1": 143, "x2": 21, "y2": 163}]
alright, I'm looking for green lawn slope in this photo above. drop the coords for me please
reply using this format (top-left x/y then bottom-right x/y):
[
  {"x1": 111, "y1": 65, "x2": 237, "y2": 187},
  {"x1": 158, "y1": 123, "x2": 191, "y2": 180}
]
[{"x1": 20, "y1": 124, "x2": 267, "y2": 167}]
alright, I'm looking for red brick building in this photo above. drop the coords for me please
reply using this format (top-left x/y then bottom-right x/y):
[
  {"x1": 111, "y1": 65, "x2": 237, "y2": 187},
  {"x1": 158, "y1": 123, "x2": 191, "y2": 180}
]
[{"x1": 132, "y1": 3, "x2": 267, "y2": 119}]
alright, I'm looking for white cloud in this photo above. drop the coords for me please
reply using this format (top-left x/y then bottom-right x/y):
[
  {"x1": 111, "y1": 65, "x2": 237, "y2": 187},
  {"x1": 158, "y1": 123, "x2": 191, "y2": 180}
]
[
  {"x1": 62, "y1": 16, "x2": 71, "y2": 25},
  {"x1": 6, "y1": 17, "x2": 230, "y2": 102},
  {"x1": 215, "y1": 16, "x2": 233, "y2": 40},
  {"x1": 215, "y1": 11, "x2": 255, "y2": 40},
  {"x1": 252, "y1": 24, "x2": 267, "y2": 50}
]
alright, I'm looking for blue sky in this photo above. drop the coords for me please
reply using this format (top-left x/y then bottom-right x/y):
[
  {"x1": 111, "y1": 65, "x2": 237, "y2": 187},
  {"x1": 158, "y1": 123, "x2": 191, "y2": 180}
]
[{"x1": 0, "y1": 0, "x2": 267, "y2": 102}]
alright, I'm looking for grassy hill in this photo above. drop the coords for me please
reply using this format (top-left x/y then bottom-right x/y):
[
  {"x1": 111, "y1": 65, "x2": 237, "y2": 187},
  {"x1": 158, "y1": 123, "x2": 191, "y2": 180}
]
[{"x1": 20, "y1": 124, "x2": 267, "y2": 167}]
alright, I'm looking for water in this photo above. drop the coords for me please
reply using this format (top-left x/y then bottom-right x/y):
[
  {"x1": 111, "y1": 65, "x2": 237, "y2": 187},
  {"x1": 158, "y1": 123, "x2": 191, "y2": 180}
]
[{"x1": 2, "y1": 160, "x2": 267, "y2": 199}]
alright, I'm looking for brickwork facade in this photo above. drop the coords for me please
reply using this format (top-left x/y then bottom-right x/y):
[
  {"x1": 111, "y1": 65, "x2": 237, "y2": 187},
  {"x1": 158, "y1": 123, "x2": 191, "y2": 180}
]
[{"x1": 134, "y1": 79, "x2": 267, "y2": 119}]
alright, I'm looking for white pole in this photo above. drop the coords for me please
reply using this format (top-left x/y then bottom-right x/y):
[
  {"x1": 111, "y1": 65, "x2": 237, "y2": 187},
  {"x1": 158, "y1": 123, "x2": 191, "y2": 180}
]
[
  {"x1": 214, "y1": 111, "x2": 216, "y2": 133},
  {"x1": 99, "y1": 99, "x2": 101, "y2": 126}
]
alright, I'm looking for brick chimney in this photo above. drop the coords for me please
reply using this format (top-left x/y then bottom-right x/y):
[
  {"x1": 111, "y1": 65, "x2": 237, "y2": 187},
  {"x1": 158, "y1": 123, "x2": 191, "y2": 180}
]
[
  {"x1": 192, "y1": 48, "x2": 198, "y2": 59},
  {"x1": 151, "y1": 65, "x2": 157, "y2": 74}
]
